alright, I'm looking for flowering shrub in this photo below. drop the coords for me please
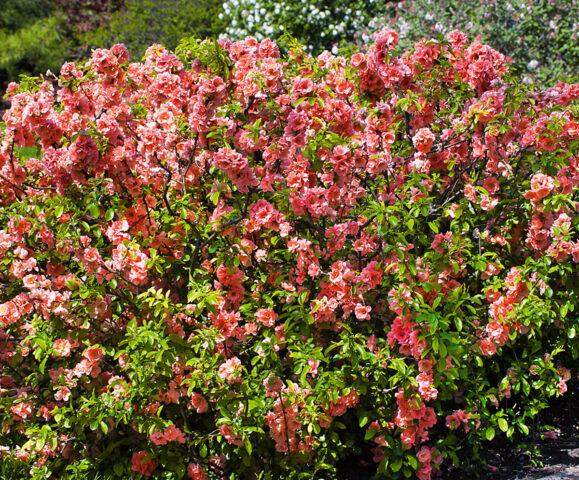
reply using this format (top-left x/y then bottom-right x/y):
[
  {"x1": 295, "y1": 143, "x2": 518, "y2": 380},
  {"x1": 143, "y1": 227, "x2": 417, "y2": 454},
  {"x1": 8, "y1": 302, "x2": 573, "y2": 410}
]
[
  {"x1": 0, "y1": 30, "x2": 577, "y2": 480},
  {"x1": 366, "y1": 0, "x2": 578, "y2": 85}
]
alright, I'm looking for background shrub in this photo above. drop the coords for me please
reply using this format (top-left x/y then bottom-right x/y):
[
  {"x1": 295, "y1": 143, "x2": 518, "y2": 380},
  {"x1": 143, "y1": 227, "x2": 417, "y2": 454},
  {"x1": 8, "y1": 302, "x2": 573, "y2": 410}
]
[{"x1": 0, "y1": 0, "x2": 69, "y2": 88}]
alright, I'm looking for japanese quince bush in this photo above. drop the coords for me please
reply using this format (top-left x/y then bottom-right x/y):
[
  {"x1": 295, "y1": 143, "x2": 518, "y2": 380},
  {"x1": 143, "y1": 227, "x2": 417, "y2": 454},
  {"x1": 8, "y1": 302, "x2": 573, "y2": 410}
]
[{"x1": 0, "y1": 30, "x2": 577, "y2": 480}]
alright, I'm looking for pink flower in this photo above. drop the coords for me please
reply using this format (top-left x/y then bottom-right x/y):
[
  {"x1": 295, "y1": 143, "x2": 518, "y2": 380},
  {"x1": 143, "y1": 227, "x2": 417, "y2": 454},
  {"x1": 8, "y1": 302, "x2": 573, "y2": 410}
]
[
  {"x1": 187, "y1": 463, "x2": 208, "y2": 480},
  {"x1": 400, "y1": 428, "x2": 416, "y2": 447},
  {"x1": 265, "y1": 397, "x2": 302, "y2": 453},
  {"x1": 482, "y1": 177, "x2": 500, "y2": 194},
  {"x1": 163, "y1": 425, "x2": 186, "y2": 443},
  {"x1": 413, "y1": 128, "x2": 436, "y2": 154},
  {"x1": 464, "y1": 183, "x2": 477, "y2": 202},
  {"x1": 53, "y1": 338, "x2": 73, "y2": 357},
  {"x1": 445, "y1": 409, "x2": 473, "y2": 431},
  {"x1": 213, "y1": 148, "x2": 258, "y2": 193},
  {"x1": 82, "y1": 247, "x2": 102, "y2": 265},
  {"x1": 150, "y1": 425, "x2": 185, "y2": 445},
  {"x1": 131, "y1": 451, "x2": 157, "y2": 477},
  {"x1": 374, "y1": 29, "x2": 399, "y2": 51},
  {"x1": 191, "y1": 393, "x2": 209, "y2": 414},
  {"x1": 524, "y1": 173, "x2": 555, "y2": 202},
  {"x1": 416, "y1": 372, "x2": 438, "y2": 401},
  {"x1": 219, "y1": 424, "x2": 244, "y2": 446},
  {"x1": 105, "y1": 219, "x2": 130, "y2": 244},
  {"x1": 431, "y1": 232, "x2": 452, "y2": 254},
  {"x1": 354, "y1": 303, "x2": 372, "y2": 321},
  {"x1": 255, "y1": 308, "x2": 277, "y2": 327},
  {"x1": 417, "y1": 446, "x2": 432, "y2": 464},
  {"x1": 480, "y1": 195, "x2": 499, "y2": 211},
  {"x1": 308, "y1": 359, "x2": 320, "y2": 377},
  {"x1": 150, "y1": 431, "x2": 167, "y2": 446},
  {"x1": 55, "y1": 386, "x2": 71, "y2": 402},
  {"x1": 417, "y1": 463, "x2": 432, "y2": 480},
  {"x1": 11, "y1": 402, "x2": 33, "y2": 420},
  {"x1": 263, "y1": 376, "x2": 284, "y2": 397},
  {"x1": 218, "y1": 357, "x2": 242, "y2": 383},
  {"x1": 479, "y1": 338, "x2": 497, "y2": 357},
  {"x1": 83, "y1": 346, "x2": 104, "y2": 363}
]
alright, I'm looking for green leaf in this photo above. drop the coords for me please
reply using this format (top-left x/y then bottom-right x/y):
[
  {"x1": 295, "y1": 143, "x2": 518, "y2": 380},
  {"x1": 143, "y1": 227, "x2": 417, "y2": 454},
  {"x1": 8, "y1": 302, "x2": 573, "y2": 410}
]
[
  {"x1": 359, "y1": 415, "x2": 369, "y2": 428},
  {"x1": 100, "y1": 420, "x2": 109, "y2": 434},
  {"x1": 38, "y1": 356, "x2": 48, "y2": 374},
  {"x1": 55, "y1": 204, "x2": 65, "y2": 218},
  {"x1": 364, "y1": 429, "x2": 377, "y2": 441},
  {"x1": 391, "y1": 458, "x2": 403, "y2": 472},
  {"x1": 519, "y1": 423, "x2": 529, "y2": 435},
  {"x1": 113, "y1": 463, "x2": 124, "y2": 476},
  {"x1": 199, "y1": 444, "x2": 208, "y2": 458},
  {"x1": 36, "y1": 436, "x2": 46, "y2": 451},
  {"x1": 498, "y1": 418, "x2": 508, "y2": 432},
  {"x1": 88, "y1": 204, "x2": 100, "y2": 218},
  {"x1": 485, "y1": 427, "x2": 495, "y2": 440}
]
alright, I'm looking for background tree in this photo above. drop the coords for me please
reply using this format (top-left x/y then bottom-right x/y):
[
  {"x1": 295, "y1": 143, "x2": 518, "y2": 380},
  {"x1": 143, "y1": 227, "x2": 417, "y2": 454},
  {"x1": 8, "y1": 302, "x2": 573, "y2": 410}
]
[
  {"x1": 81, "y1": 0, "x2": 225, "y2": 60},
  {"x1": 0, "y1": 0, "x2": 69, "y2": 88}
]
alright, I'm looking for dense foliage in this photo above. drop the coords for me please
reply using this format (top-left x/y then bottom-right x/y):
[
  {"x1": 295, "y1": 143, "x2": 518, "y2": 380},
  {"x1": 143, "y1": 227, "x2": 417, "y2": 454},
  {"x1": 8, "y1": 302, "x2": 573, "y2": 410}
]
[{"x1": 0, "y1": 30, "x2": 577, "y2": 480}]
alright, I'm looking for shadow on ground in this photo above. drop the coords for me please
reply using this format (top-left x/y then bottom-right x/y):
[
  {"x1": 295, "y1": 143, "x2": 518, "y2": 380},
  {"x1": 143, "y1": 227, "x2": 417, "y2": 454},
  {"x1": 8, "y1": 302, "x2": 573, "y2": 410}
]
[{"x1": 335, "y1": 380, "x2": 578, "y2": 480}]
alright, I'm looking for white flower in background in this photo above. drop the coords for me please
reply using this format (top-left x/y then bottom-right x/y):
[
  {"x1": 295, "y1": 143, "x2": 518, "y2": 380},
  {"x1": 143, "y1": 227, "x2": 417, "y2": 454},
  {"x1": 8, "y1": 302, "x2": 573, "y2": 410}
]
[{"x1": 221, "y1": 0, "x2": 385, "y2": 50}]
